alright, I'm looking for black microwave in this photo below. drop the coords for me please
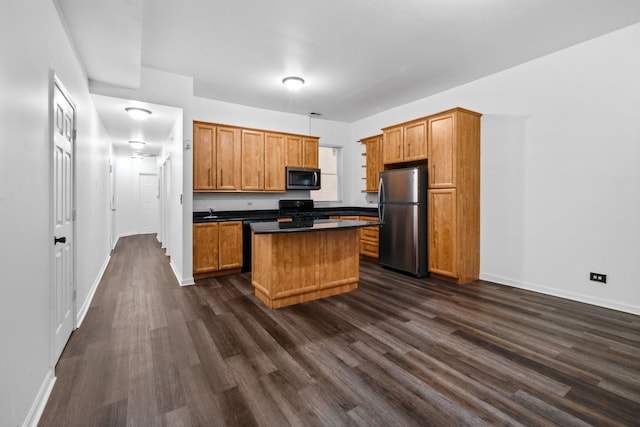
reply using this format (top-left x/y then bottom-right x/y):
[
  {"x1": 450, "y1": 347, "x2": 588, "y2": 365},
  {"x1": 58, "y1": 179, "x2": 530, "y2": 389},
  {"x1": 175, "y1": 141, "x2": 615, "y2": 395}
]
[{"x1": 286, "y1": 167, "x2": 321, "y2": 190}]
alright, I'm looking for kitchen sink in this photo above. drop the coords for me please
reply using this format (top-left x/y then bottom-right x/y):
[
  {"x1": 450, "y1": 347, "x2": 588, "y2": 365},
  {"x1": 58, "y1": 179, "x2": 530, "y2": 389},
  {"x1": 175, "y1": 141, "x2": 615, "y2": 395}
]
[{"x1": 202, "y1": 215, "x2": 218, "y2": 219}]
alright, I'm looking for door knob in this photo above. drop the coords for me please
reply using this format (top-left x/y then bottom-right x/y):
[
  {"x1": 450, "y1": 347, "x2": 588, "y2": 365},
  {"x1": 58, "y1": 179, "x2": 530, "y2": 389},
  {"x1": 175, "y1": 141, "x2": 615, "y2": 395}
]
[{"x1": 54, "y1": 236, "x2": 67, "y2": 244}]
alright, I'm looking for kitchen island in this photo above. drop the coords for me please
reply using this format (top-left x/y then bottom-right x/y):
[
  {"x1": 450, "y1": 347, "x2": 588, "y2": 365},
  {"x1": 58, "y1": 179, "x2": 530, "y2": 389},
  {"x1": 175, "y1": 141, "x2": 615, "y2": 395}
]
[{"x1": 250, "y1": 219, "x2": 378, "y2": 308}]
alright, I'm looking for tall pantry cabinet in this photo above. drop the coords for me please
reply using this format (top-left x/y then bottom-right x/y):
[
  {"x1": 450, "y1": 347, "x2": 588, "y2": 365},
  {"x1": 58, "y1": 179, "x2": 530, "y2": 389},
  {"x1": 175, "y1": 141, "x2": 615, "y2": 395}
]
[{"x1": 426, "y1": 108, "x2": 481, "y2": 284}]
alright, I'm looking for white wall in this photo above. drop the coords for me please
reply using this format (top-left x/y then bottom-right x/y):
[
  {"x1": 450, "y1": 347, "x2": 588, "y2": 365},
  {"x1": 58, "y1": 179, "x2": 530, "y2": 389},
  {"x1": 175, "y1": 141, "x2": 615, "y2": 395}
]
[
  {"x1": 350, "y1": 24, "x2": 640, "y2": 314},
  {"x1": 112, "y1": 154, "x2": 158, "y2": 238},
  {"x1": 0, "y1": 1, "x2": 112, "y2": 425},
  {"x1": 159, "y1": 113, "x2": 187, "y2": 283}
]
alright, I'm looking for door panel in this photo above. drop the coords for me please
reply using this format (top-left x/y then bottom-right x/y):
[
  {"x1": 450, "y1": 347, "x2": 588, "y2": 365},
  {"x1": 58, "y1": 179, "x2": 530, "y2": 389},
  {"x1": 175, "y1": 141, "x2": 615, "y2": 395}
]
[
  {"x1": 428, "y1": 189, "x2": 457, "y2": 278},
  {"x1": 428, "y1": 114, "x2": 456, "y2": 188},
  {"x1": 379, "y1": 203, "x2": 419, "y2": 274},
  {"x1": 380, "y1": 168, "x2": 419, "y2": 203},
  {"x1": 53, "y1": 80, "x2": 75, "y2": 361},
  {"x1": 139, "y1": 174, "x2": 159, "y2": 234}
]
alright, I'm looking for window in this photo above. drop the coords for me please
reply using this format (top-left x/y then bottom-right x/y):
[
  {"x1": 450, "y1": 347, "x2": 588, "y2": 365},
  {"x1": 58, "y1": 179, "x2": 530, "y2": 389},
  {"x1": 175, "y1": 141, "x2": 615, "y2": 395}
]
[{"x1": 312, "y1": 146, "x2": 341, "y2": 202}]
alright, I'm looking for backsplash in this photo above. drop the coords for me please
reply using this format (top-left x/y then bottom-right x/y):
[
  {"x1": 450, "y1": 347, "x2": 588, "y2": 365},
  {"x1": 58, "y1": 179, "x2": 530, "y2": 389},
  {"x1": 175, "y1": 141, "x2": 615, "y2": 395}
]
[{"x1": 194, "y1": 191, "x2": 311, "y2": 211}]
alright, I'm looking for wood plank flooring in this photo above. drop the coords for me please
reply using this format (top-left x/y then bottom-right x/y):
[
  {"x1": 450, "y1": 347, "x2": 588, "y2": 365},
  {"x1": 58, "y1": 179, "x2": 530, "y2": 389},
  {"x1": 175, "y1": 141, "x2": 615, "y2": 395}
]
[{"x1": 39, "y1": 234, "x2": 640, "y2": 426}]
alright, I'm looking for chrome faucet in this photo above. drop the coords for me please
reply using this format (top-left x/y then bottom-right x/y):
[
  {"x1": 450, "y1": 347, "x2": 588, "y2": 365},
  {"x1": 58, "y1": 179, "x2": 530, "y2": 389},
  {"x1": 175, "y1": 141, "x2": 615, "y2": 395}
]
[{"x1": 208, "y1": 208, "x2": 214, "y2": 216}]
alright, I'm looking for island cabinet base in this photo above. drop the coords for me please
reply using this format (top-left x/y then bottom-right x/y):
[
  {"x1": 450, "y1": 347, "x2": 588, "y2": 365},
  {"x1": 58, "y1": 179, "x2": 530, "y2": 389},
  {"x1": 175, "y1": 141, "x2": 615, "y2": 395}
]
[{"x1": 251, "y1": 228, "x2": 360, "y2": 308}]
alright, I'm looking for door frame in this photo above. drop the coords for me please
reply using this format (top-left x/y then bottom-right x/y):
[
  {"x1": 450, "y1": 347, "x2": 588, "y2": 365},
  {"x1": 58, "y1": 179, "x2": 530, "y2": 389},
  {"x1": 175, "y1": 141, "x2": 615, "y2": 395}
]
[{"x1": 49, "y1": 71, "x2": 77, "y2": 366}]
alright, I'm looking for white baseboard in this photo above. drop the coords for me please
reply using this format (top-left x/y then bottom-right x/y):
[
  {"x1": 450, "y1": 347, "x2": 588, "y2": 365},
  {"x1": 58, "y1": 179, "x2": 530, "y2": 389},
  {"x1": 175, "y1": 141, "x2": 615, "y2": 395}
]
[
  {"x1": 76, "y1": 253, "x2": 111, "y2": 328},
  {"x1": 480, "y1": 273, "x2": 640, "y2": 316},
  {"x1": 169, "y1": 260, "x2": 195, "y2": 287},
  {"x1": 22, "y1": 369, "x2": 56, "y2": 427}
]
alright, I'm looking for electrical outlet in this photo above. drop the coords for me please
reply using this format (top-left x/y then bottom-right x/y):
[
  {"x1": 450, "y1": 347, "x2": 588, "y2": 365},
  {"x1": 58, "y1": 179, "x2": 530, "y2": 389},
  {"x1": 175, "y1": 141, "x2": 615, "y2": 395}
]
[{"x1": 590, "y1": 272, "x2": 607, "y2": 283}]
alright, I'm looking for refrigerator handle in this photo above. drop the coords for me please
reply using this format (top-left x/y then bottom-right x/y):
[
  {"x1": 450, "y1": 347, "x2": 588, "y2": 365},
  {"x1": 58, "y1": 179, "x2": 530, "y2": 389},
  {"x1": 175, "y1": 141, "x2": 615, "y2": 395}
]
[{"x1": 378, "y1": 177, "x2": 384, "y2": 220}]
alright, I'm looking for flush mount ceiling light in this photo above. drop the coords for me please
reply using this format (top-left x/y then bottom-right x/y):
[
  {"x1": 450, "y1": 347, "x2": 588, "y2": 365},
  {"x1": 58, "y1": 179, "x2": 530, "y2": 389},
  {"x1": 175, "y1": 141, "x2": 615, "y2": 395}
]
[
  {"x1": 125, "y1": 107, "x2": 152, "y2": 120},
  {"x1": 128, "y1": 140, "x2": 146, "y2": 150},
  {"x1": 282, "y1": 76, "x2": 305, "y2": 91}
]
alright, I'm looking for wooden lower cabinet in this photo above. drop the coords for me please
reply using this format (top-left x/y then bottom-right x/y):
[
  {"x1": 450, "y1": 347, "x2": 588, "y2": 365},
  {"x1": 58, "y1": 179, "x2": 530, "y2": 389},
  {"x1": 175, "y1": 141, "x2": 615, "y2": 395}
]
[
  {"x1": 428, "y1": 189, "x2": 456, "y2": 279},
  {"x1": 359, "y1": 216, "x2": 379, "y2": 258},
  {"x1": 218, "y1": 221, "x2": 243, "y2": 270},
  {"x1": 193, "y1": 221, "x2": 242, "y2": 280},
  {"x1": 331, "y1": 215, "x2": 379, "y2": 258},
  {"x1": 252, "y1": 228, "x2": 359, "y2": 308},
  {"x1": 193, "y1": 223, "x2": 219, "y2": 274}
]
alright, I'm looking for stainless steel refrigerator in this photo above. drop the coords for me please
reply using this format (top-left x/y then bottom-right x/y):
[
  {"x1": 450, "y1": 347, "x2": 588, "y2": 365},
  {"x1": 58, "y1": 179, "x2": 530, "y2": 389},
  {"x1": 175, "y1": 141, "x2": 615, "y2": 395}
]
[{"x1": 378, "y1": 167, "x2": 428, "y2": 277}]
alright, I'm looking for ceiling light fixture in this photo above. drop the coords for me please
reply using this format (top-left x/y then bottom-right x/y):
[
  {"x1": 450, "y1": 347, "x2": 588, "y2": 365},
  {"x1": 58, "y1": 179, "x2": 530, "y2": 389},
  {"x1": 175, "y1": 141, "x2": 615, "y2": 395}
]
[
  {"x1": 128, "y1": 140, "x2": 146, "y2": 150},
  {"x1": 125, "y1": 107, "x2": 152, "y2": 120},
  {"x1": 282, "y1": 76, "x2": 305, "y2": 90}
]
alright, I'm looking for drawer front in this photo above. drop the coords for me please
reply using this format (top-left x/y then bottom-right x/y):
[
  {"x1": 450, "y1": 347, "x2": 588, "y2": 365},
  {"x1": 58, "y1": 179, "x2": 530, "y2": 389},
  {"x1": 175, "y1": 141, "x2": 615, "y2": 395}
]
[
  {"x1": 360, "y1": 227, "x2": 379, "y2": 242},
  {"x1": 360, "y1": 241, "x2": 379, "y2": 258}
]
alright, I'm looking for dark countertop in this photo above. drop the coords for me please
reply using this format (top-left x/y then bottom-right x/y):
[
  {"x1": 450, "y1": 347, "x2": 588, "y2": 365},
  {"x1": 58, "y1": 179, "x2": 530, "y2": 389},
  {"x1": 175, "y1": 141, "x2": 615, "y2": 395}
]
[
  {"x1": 250, "y1": 219, "x2": 381, "y2": 234},
  {"x1": 193, "y1": 207, "x2": 379, "y2": 223}
]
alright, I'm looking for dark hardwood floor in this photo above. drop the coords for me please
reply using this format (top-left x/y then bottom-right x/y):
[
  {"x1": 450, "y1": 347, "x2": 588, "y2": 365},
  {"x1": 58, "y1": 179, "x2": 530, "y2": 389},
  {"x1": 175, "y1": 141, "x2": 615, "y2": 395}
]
[{"x1": 39, "y1": 234, "x2": 640, "y2": 426}]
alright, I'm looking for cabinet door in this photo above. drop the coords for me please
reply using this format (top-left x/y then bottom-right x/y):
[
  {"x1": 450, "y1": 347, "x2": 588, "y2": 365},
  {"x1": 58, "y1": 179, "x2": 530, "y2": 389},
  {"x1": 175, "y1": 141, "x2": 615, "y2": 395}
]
[
  {"x1": 302, "y1": 137, "x2": 319, "y2": 168},
  {"x1": 404, "y1": 119, "x2": 427, "y2": 161},
  {"x1": 286, "y1": 135, "x2": 303, "y2": 167},
  {"x1": 219, "y1": 221, "x2": 243, "y2": 270},
  {"x1": 265, "y1": 133, "x2": 286, "y2": 191},
  {"x1": 193, "y1": 223, "x2": 219, "y2": 273},
  {"x1": 428, "y1": 189, "x2": 457, "y2": 278},
  {"x1": 216, "y1": 126, "x2": 242, "y2": 190},
  {"x1": 241, "y1": 129, "x2": 265, "y2": 190},
  {"x1": 428, "y1": 113, "x2": 456, "y2": 188},
  {"x1": 382, "y1": 126, "x2": 403, "y2": 164},
  {"x1": 193, "y1": 123, "x2": 216, "y2": 190}
]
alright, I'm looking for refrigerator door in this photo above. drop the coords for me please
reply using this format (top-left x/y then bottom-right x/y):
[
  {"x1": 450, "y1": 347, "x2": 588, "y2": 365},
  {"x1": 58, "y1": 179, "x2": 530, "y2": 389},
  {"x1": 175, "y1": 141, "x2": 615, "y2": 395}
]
[
  {"x1": 379, "y1": 203, "x2": 422, "y2": 274},
  {"x1": 379, "y1": 168, "x2": 420, "y2": 204}
]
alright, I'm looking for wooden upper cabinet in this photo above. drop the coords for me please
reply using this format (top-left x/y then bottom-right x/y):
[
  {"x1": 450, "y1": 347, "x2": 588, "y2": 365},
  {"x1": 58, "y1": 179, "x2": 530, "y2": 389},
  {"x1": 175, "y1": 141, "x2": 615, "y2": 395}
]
[
  {"x1": 193, "y1": 222, "x2": 219, "y2": 274},
  {"x1": 192, "y1": 120, "x2": 318, "y2": 193},
  {"x1": 360, "y1": 134, "x2": 382, "y2": 192},
  {"x1": 218, "y1": 221, "x2": 243, "y2": 270},
  {"x1": 216, "y1": 126, "x2": 242, "y2": 190},
  {"x1": 382, "y1": 120, "x2": 427, "y2": 164},
  {"x1": 427, "y1": 113, "x2": 456, "y2": 188},
  {"x1": 382, "y1": 125, "x2": 403, "y2": 164},
  {"x1": 302, "y1": 137, "x2": 319, "y2": 168},
  {"x1": 286, "y1": 135, "x2": 303, "y2": 167},
  {"x1": 264, "y1": 133, "x2": 286, "y2": 191},
  {"x1": 193, "y1": 122, "x2": 216, "y2": 191},
  {"x1": 241, "y1": 129, "x2": 265, "y2": 190},
  {"x1": 286, "y1": 136, "x2": 319, "y2": 168},
  {"x1": 404, "y1": 119, "x2": 427, "y2": 161}
]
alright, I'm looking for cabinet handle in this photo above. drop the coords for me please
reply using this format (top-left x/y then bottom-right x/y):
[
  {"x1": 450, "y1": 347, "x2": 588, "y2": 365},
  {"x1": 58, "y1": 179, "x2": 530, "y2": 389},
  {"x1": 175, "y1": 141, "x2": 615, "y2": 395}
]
[
  {"x1": 208, "y1": 168, "x2": 211, "y2": 186},
  {"x1": 407, "y1": 142, "x2": 410, "y2": 157},
  {"x1": 220, "y1": 168, "x2": 223, "y2": 186}
]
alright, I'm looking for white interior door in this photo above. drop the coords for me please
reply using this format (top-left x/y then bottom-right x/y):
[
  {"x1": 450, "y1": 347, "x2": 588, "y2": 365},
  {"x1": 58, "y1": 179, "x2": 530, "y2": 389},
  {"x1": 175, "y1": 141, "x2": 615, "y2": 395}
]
[
  {"x1": 139, "y1": 173, "x2": 159, "y2": 235},
  {"x1": 52, "y1": 79, "x2": 75, "y2": 362}
]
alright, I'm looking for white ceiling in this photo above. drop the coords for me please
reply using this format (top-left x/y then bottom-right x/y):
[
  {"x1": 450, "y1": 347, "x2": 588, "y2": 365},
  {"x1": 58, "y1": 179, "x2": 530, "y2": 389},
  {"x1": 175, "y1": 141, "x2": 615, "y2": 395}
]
[
  {"x1": 91, "y1": 94, "x2": 181, "y2": 155},
  {"x1": 56, "y1": 0, "x2": 640, "y2": 150}
]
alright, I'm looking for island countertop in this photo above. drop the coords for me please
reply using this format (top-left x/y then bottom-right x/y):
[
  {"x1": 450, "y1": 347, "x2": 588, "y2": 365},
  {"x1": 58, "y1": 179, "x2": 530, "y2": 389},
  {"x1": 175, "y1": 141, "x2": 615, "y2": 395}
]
[{"x1": 250, "y1": 219, "x2": 381, "y2": 234}]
